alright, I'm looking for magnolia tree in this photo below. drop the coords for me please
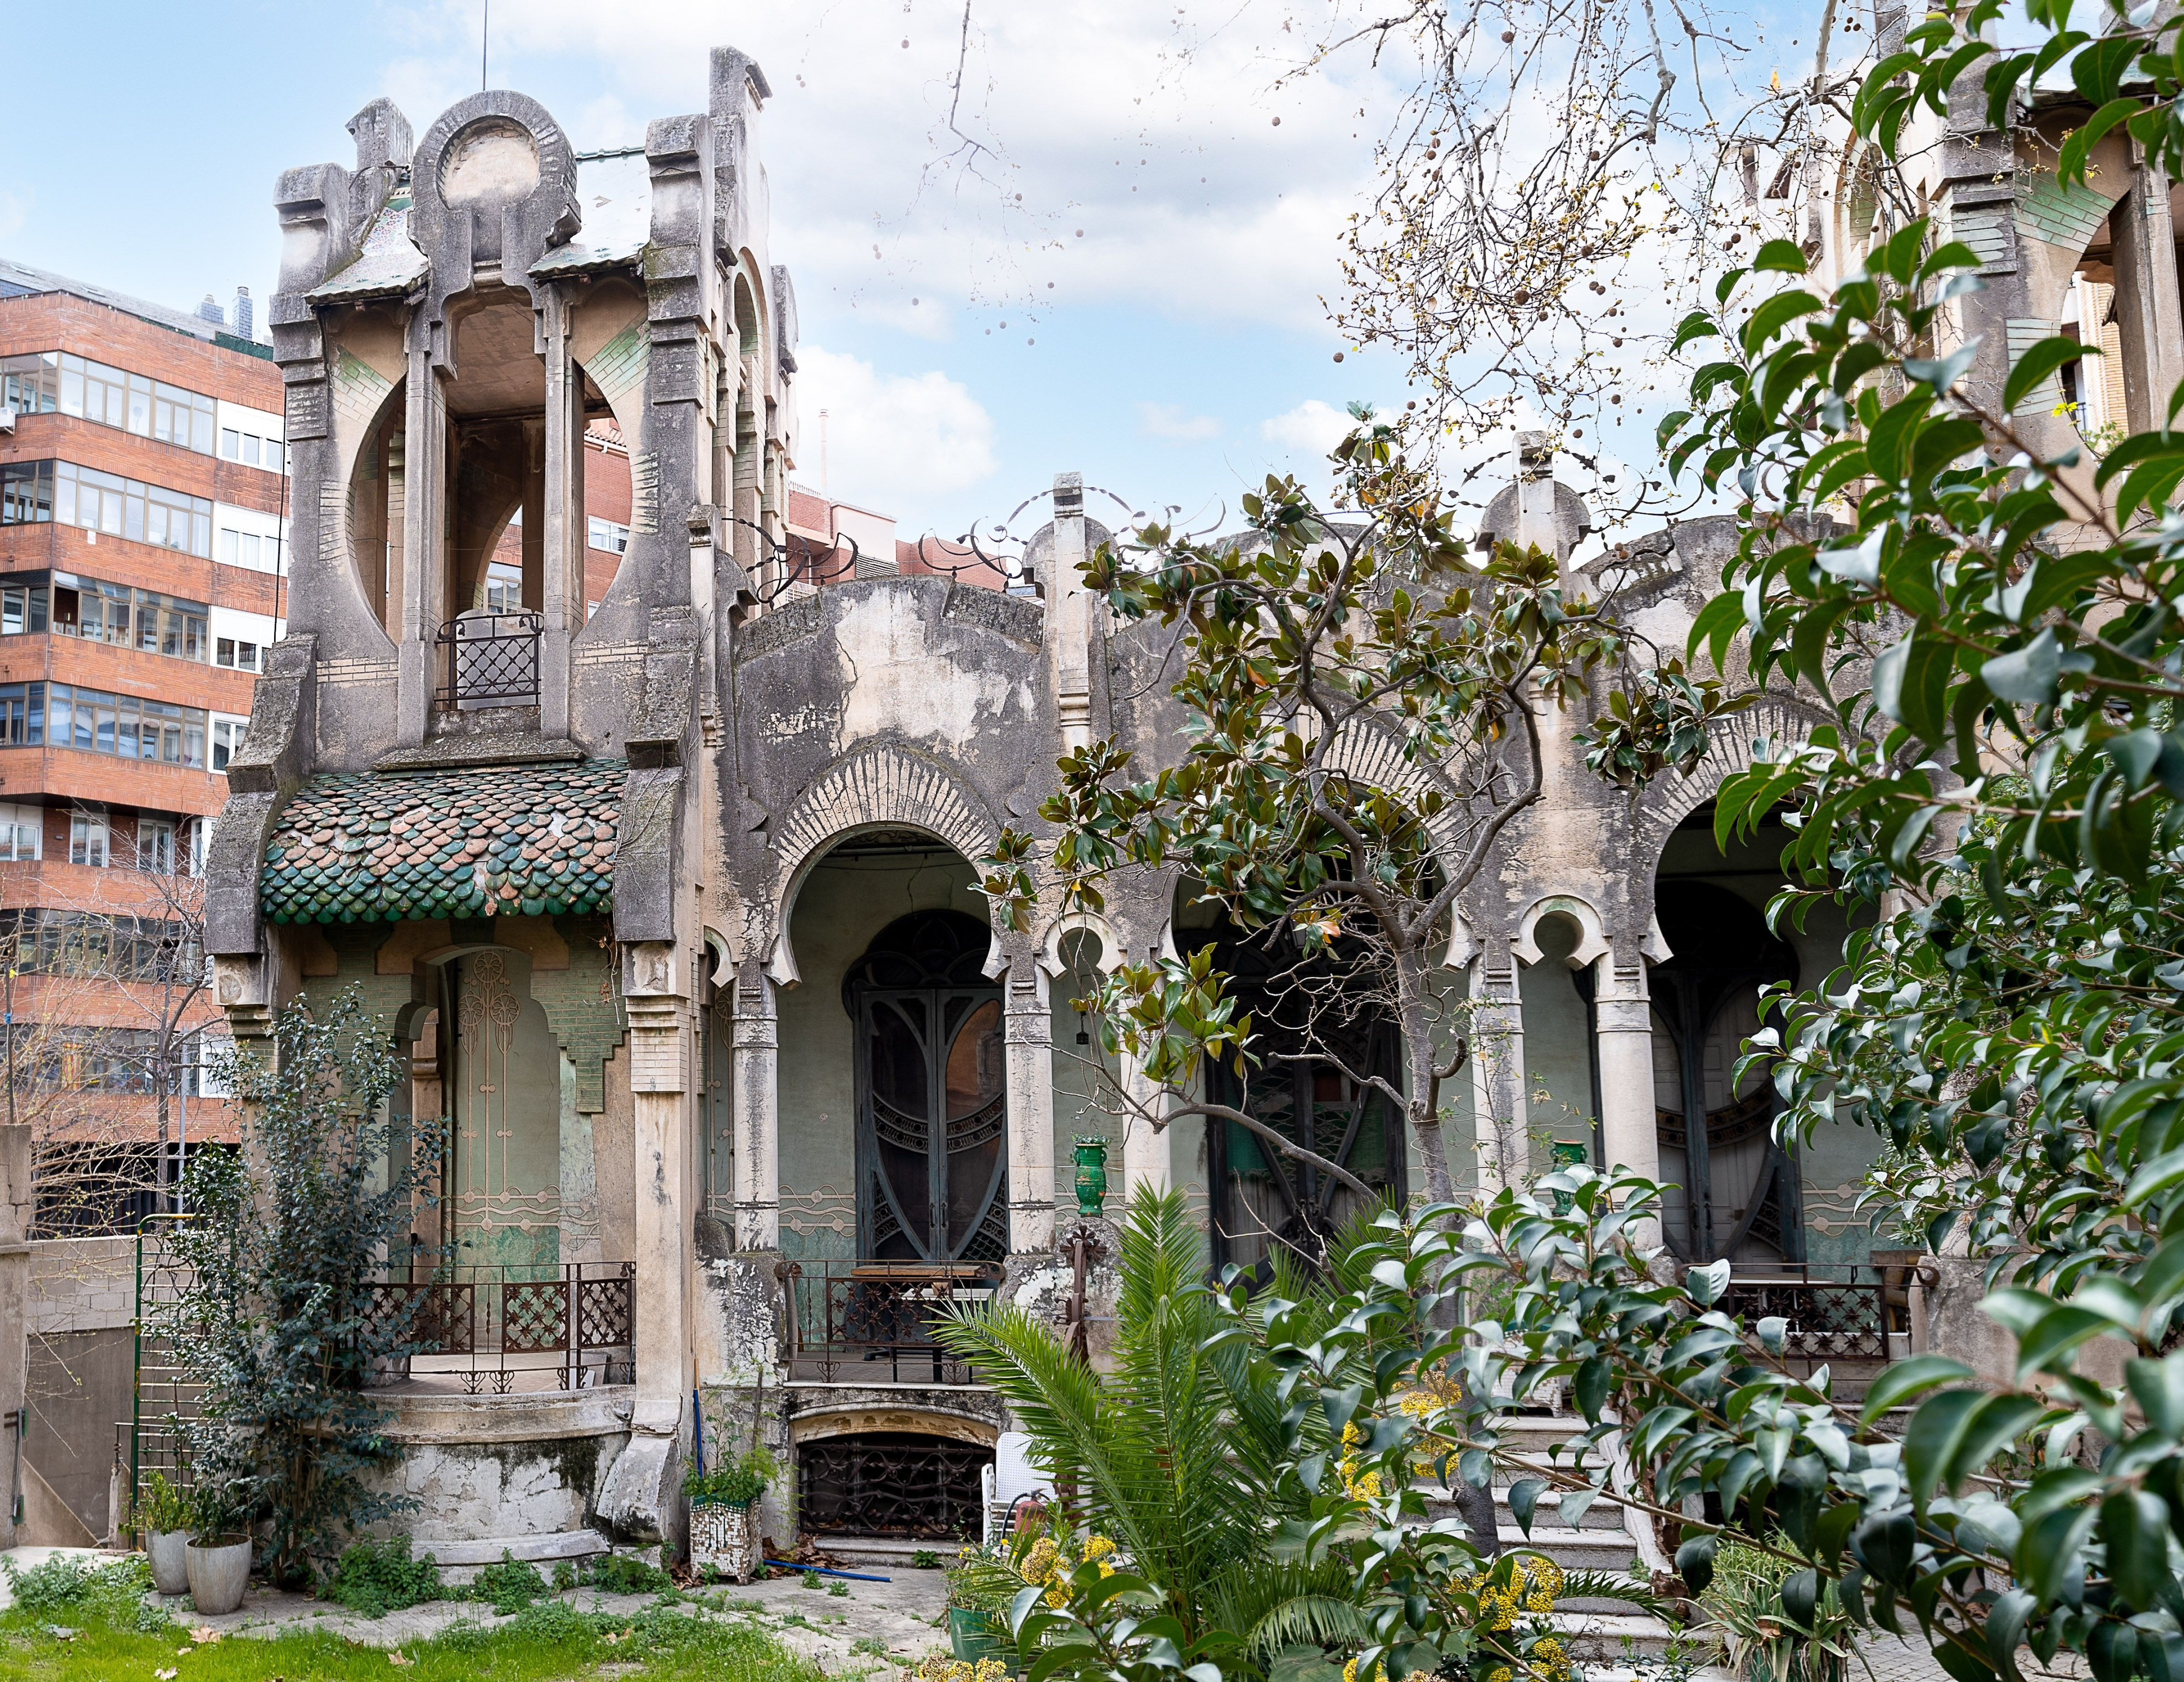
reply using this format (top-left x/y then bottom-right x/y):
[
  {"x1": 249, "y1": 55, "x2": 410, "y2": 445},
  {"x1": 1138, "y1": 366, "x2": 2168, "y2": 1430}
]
[
  {"x1": 978, "y1": 427, "x2": 1718, "y2": 1217},
  {"x1": 978, "y1": 4, "x2": 2184, "y2": 1678}
]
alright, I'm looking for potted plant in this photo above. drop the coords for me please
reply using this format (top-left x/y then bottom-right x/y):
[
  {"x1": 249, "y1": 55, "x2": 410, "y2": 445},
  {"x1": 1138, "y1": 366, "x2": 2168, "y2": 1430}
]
[
  {"x1": 183, "y1": 1483, "x2": 253, "y2": 1616},
  {"x1": 946, "y1": 1534, "x2": 1034, "y2": 1668},
  {"x1": 684, "y1": 1444, "x2": 776, "y2": 1585},
  {"x1": 136, "y1": 1472, "x2": 193, "y2": 1596}
]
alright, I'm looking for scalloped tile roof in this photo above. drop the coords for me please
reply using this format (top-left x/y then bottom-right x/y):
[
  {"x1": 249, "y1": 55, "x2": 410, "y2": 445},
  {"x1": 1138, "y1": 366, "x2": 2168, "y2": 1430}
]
[{"x1": 262, "y1": 760, "x2": 626, "y2": 925}]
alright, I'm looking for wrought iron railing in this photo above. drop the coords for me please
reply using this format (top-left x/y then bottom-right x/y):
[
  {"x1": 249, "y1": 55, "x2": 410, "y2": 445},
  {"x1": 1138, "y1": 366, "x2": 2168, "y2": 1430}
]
[
  {"x1": 781, "y1": 1260, "x2": 1001, "y2": 1384},
  {"x1": 1722, "y1": 1264, "x2": 1891, "y2": 1361},
  {"x1": 363, "y1": 1262, "x2": 635, "y2": 1396},
  {"x1": 436, "y1": 609, "x2": 541, "y2": 709}
]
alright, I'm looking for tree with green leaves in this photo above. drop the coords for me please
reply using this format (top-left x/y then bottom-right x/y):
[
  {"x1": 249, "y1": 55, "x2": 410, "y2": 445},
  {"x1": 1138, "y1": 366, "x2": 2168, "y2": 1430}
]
[
  {"x1": 153, "y1": 986, "x2": 441, "y2": 1586},
  {"x1": 980, "y1": 428, "x2": 1714, "y2": 1217}
]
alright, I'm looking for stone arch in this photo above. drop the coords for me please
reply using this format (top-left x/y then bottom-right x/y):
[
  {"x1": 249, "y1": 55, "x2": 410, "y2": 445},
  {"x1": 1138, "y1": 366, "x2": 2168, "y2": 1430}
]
[
  {"x1": 763, "y1": 743, "x2": 1003, "y2": 984},
  {"x1": 788, "y1": 1405, "x2": 998, "y2": 1448},
  {"x1": 1628, "y1": 693, "x2": 1837, "y2": 929},
  {"x1": 1039, "y1": 910, "x2": 1123, "y2": 979}
]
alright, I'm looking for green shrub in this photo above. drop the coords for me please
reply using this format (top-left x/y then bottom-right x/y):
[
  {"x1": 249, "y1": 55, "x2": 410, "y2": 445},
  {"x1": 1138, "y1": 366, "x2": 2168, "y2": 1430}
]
[
  {"x1": 3, "y1": 1554, "x2": 156, "y2": 1626},
  {"x1": 471, "y1": 1551, "x2": 548, "y2": 1615},
  {"x1": 1700, "y1": 1536, "x2": 1856, "y2": 1682},
  {"x1": 684, "y1": 1443, "x2": 779, "y2": 1507},
  {"x1": 588, "y1": 1553, "x2": 672, "y2": 1595},
  {"x1": 134, "y1": 1471, "x2": 190, "y2": 1536},
  {"x1": 509, "y1": 1597, "x2": 597, "y2": 1643},
  {"x1": 912, "y1": 1549, "x2": 941, "y2": 1570},
  {"x1": 430, "y1": 1619, "x2": 495, "y2": 1653},
  {"x1": 325, "y1": 1535, "x2": 442, "y2": 1618},
  {"x1": 551, "y1": 1560, "x2": 576, "y2": 1592}
]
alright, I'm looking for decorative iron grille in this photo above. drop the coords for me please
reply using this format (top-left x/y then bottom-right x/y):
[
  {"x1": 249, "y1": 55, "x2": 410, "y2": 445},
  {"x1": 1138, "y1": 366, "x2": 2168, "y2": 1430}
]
[
  {"x1": 782, "y1": 1260, "x2": 999, "y2": 1384},
  {"x1": 361, "y1": 1262, "x2": 634, "y2": 1395},
  {"x1": 1722, "y1": 1267, "x2": 1890, "y2": 1361},
  {"x1": 437, "y1": 610, "x2": 541, "y2": 708},
  {"x1": 799, "y1": 1432, "x2": 992, "y2": 1538}
]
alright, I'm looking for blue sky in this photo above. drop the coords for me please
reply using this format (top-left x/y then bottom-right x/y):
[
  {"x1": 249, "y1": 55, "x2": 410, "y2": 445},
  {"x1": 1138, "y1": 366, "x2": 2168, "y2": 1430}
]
[
  {"x1": 4, "y1": 1, "x2": 1836, "y2": 542},
  {"x1": 2, "y1": 1, "x2": 1424, "y2": 539}
]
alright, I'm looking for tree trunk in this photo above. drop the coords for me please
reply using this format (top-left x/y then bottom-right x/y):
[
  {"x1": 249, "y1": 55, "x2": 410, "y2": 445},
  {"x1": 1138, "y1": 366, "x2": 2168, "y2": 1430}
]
[{"x1": 1394, "y1": 946, "x2": 1456, "y2": 1206}]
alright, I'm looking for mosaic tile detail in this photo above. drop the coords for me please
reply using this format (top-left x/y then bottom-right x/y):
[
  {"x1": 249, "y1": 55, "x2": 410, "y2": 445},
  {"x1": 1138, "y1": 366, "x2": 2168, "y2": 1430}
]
[{"x1": 262, "y1": 760, "x2": 628, "y2": 925}]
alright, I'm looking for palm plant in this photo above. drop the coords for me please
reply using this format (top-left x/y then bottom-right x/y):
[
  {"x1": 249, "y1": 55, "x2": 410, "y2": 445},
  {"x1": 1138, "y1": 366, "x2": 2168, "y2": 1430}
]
[{"x1": 934, "y1": 1188, "x2": 1267, "y2": 1647}]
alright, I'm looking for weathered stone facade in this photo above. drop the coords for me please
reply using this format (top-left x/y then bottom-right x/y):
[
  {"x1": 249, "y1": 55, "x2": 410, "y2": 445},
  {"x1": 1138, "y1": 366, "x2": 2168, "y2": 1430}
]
[{"x1": 204, "y1": 36, "x2": 2177, "y2": 1556}]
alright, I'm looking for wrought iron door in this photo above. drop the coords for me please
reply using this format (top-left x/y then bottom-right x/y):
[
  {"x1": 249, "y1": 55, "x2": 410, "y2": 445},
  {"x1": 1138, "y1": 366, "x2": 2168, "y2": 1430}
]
[{"x1": 847, "y1": 911, "x2": 1009, "y2": 1263}]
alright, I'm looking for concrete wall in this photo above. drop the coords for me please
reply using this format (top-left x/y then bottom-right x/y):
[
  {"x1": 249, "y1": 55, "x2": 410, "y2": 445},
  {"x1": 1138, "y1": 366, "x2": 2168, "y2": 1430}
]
[{"x1": 25, "y1": 1234, "x2": 136, "y2": 1539}]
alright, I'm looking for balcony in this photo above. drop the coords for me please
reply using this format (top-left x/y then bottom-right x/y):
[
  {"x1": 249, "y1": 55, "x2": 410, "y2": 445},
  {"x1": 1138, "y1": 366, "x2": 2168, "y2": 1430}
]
[
  {"x1": 437, "y1": 609, "x2": 541, "y2": 710},
  {"x1": 782, "y1": 1260, "x2": 1001, "y2": 1385},
  {"x1": 363, "y1": 1261, "x2": 636, "y2": 1396},
  {"x1": 1720, "y1": 1264, "x2": 1893, "y2": 1362}
]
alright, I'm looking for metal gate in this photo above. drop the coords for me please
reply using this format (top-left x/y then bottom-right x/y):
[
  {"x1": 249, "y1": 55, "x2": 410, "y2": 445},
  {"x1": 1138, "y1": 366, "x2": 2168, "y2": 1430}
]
[{"x1": 129, "y1": 1219, "x2": 202, "y2": 1522}]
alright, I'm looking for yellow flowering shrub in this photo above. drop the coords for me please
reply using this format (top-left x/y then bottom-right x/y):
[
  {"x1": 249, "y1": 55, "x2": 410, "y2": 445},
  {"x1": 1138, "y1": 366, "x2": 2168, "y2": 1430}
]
[
  {"x1": 913, "y1": 1657, "x2": 1011, "y2": 1682},
  {"x1": 1017, "y1": 1529, "x2": 1120, "y2": 1609}
]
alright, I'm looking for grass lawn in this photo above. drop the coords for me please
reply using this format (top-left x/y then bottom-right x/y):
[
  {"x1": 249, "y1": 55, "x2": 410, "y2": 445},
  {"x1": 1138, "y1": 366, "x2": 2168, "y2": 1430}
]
[{"x1": 0, "y1": 1597, "x2": 840, "y2": 1681}]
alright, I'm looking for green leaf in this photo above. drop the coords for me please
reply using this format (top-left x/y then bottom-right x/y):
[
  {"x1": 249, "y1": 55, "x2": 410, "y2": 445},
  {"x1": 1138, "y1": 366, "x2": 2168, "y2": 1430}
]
[
  {"x1": 2004, "y1": 333, "x2": 2091, "y2": 415},
  {"x1": 2104, "y1": 1489, "x2": 2174, "y2": 1609},
  {"x1": 2128, "y1": 1354, "x2": 2184, "y2": 1438},
  {"x1": 2016, "y1": 1502, "x2": 2097, "y2": 1604},
  {"x1": 1741, "y1": 291, "x2": 1826, "y2": 356},
  {"x1": 1942, "y1": 1393, "x2": 2046, "y2": 1491},
  {"x1": 2011, "y1": 1304, "x2": 2114, "y2": 1379},
  {"x1": 1985, "y1": 1588, "x2": 2034, "y2": 1682},
  {"x1": 1982, "y1": 630, "x2": 2062, "y2": 706},
  {"x1": 1508, "y1": 1477, "x2": 1546, "y2": 1536},
  {"x1": 1676, "y1": 1533, "x2": 1717, "y2": 1595},
  {"x1": 1574, "y1": 1355, "x2": 1611, "y2": 1424},
  {"x1": 1862, "y1": 1355, "x2": 1974, "y2": 1424},
  {"x1": 1904, "y1": 1387, "x2": 1984, "y2": 1507},
  {"x1": 1753, "y1": 239, "x2": 1810, "y2": 274}
]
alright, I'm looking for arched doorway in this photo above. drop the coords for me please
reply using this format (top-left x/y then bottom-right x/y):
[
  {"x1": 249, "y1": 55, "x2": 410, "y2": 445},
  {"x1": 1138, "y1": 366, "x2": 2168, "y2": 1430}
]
[
  {"x1": 1194, "y1": 915, "x2": 1406, "y2": 1274},
  {"x1": 1650, "y1": 880, "x2": 1800, "y2": 1263},
  {"x1": 844, "y1": 909, "x2": 1008, "y2": 1264}
]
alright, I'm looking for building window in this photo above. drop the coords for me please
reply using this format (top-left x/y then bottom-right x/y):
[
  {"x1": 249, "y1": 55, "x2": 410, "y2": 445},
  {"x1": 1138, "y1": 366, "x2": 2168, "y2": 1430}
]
[
  {"x1": 0, "y1": 352, "x2": 215, "y2": 454},
  {"x1": 483, "y1": 561, "x2": 524, "y2": 614},
  {"x1": 11, "y1": 461, "x2": 214, "y2": 556},
  {"x1": 52, "y1": 577, "x2": 209, "y2": 660},
  {"x1": 0, "y1": 461, "x2": 53, "y2": 526},
  {"x1": 210, "y1": 719, "x2": 246, "y2": 772},
  {"x1": 0, "y1": 682, "x2": 207, "y2": 767},
  {"x1": 69, "y1": 809, "x2": 109, "y2": 868},
  {"x1": 587, "y1": 516, "x2": 631, "y2": 554},
  {"x1": 217, "y1": 428, "x2": 284, "y2": 473},
  {"x1": 0, "y1": 584, "x2": 49, "y2": 637},
  {"x1": 186, "y1": 815, "x2": 209, "y2": 876},
  {"x1": 214, "y1": 636, "x2": 260, "y2": 672},
  {"x1": 136, "y1": 817, "x2": 176, "y2": 875},
  {"x1": 217, "y1": 528, "x2": 280, "y2": 572},
  {"x1": 0, "y1": 804, "x2": 40, "y2": 861}
]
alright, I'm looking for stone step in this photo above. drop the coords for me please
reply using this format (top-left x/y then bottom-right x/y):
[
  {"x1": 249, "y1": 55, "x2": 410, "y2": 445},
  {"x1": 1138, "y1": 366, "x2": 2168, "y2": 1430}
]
[
  {"x1": 1481, "y1": 1524, "x2": 1644, "y2": 1572},
  {"x1": 1546, "y1": 1609, "x2": 1687, "y2": 1661},
  {"x1": 805, "y1": 1536, "x2": 951, "y2": 1570},
  {"x1": 1494, "y1": 1489, "x2": 1627, "y2": 1531}
]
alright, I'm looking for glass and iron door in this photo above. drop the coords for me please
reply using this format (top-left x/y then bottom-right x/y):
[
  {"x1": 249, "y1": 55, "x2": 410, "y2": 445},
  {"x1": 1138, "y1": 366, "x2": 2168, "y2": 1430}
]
[{"x1": 847, "y1": 911, "x2": 1009, "y2": 1263}]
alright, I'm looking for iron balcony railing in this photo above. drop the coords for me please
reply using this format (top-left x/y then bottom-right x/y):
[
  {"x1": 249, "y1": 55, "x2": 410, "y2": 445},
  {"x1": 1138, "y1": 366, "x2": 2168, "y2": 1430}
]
[
  {"x1": 781, "y1": 1260, "x2": 1001, "y2": 1385},
  {"x1": 1720, "y1": 1263, "x2": 1892, "y2": 1361},
  {"x1": 363, "y1": 1261, "x2": 636, "y2": 1396},
  {"x1": 436, "y1": 609, "x2": 541, "y2": 709}
]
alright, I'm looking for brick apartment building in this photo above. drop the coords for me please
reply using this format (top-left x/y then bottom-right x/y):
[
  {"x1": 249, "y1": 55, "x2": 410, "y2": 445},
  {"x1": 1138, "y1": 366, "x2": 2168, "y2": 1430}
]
[{"x1": 0, "y1": 258, "x2": 633, "y2": 1231}]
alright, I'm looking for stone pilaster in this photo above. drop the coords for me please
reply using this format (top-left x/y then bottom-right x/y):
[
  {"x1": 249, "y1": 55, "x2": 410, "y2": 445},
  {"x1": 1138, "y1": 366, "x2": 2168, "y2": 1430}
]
[
  {"x1": 1592, "y1": 952, "x2": 1662, "y2": 1248},
  {"x1": 1003, "y1": 956, "x2": 1057, "y2": 1252},
  {"x1": 729, "y1": 962, "x2": 779, "y2": 1251}
]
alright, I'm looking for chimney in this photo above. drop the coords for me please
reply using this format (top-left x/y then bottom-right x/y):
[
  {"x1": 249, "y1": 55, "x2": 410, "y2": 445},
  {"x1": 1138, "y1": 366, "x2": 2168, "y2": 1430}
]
[
  {"x1": 196, "y1": 293, "x2": 224, "y2": 327},
  {"x1": 231, "y1": 288, "x2": 253, "y2": 340}
]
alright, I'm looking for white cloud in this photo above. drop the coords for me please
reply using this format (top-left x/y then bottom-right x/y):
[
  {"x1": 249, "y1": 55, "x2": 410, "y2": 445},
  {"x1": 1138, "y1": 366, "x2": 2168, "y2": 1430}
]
[
  {"x1": 1260, "y1": 399, "x2": 1354, "y2": 456},
  {"x1": 1138, "y1": 402, "x2": 1221, "y2": 442},
  {"x1": 402, "y1": 0, "x2": 1392, "y2": 333},
  {"x1": 792, "y1": 345, "x2": 997, "y2": 522}
]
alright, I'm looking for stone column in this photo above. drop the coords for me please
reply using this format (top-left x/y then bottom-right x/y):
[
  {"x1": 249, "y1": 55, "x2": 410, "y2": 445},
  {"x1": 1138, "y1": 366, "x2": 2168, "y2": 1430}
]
[
  {"x1": 539, "y1": 288, "x2": 585, "y2": 739},
  {"x1": 396, "y1": 336, "x2": 447, "y2": 748},
  {"x1": 1469, "y1": 960, "x2": 1527, "y2": 1194},
  {"x1": 730, "y1": 962, "x2": 779, "y2": 1251},
  {"x1": 1119, "y1": 1050, "x2": 1170, "y2": 1197},
  {"x1": 1003, "y1": 957, "x2": 1057, "y2": 1251},
  {"x1": 1047, "y1": 473, "x2": 1094, "y2": 752},
  {"x1": 2111, "y1": 151, "x2": 2184, "y2": 436},
  {"x1": 1592, "y1": 953, "x2": 1663, "y2": 1248}
]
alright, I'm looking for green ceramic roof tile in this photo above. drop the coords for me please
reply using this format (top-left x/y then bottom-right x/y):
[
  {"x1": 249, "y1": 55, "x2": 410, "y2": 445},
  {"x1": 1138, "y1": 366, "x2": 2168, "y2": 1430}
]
[{"x1": 261, "y1": 759, "x2": 628, "y2": 926}]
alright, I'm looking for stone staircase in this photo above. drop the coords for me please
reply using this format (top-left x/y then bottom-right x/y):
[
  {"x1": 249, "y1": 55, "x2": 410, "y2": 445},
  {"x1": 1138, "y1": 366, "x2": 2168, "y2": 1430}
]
[{"x1": 1428, "y1": 1411, "x2": 1689, "y2": 1663}]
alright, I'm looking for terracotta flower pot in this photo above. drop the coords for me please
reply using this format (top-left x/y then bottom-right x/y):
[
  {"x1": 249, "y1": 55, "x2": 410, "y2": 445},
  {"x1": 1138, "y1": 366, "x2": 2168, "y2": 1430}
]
[
  {"x1": 185, "y1": 1537, "x2": 252, "y2": 1615},
  {"x1": 146, "y1": 1529, "x2": 193, "y2": 1596}
]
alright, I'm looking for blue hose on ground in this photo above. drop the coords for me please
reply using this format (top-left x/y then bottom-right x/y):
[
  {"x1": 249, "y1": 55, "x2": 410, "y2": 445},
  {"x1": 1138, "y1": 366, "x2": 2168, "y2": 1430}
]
[{"x1": 762, "y1": 1559, "x2": 893, "y2": 1582}]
